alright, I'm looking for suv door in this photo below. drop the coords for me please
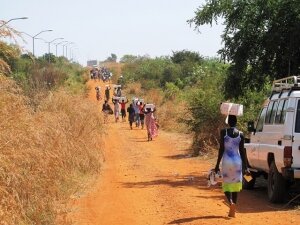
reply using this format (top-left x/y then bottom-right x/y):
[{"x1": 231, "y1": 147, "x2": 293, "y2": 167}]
[
  {"x1": 248, "y1": 107, "x2": 267, "y2": 168},
  {"x1": 292, "y1": 99, "x2": 300, "y2": 169},
  {"x1": 258, "y1": 100, "x2": 283, "y2": 170}
]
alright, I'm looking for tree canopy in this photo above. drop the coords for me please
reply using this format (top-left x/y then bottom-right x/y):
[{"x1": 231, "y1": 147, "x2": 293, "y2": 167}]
[
  {"x1": 105, "y1": 53, "x2": 117, "y2": 62},
  {"x1": 171, "y1": 50, "x2": 203, "y2": 64},
  {"x1": 189, "y1": 0, "x2": 300, "y2": 97}
]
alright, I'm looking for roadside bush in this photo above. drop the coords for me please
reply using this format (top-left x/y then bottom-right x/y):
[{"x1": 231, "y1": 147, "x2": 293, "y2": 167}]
[
  {"x1": 185, "y1": 86, "x2": 224, "y2": 156},
  {"x1": 0, "y1": 76, "x2": 103, "y2": 224},
  {"x1": 164, "y1": 82, "x2": 180, "y2": 100},
  {"x1": 158, "y1": 99, "x2": 187, "y2": 132},
  {"x1": 183, "y1": 62, "x2": 226, "y2": 156},
  {"x1": 126, "y1": 82, "x2": 142, "y2": 96},
  {"x1": 235, "y1": 83, "x2": 271, "y2": 133}
]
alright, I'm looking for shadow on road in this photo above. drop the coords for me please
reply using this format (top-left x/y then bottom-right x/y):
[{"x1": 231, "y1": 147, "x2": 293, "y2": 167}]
[
  {"x1": 164, "y1": 154, "x2": 192, "y2": 160},
  {"x1": 168, "y1": 215, "x2": 229, "y2": 224},
  {"x1": 122, "y1": 174, "x2": 208, "y2": 189},
  {"x1": 122, "y1": 174, "x2": 299, "y2": 214}
]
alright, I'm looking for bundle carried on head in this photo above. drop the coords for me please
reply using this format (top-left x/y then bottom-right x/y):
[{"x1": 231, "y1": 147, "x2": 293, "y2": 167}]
[
  {"x1": 220, "y1": 102, "x2": 243, "y2": 124},
  {"x1": 220, "y1": 102, "x2": 243, "y2": 116},
  {"x1": 113, "y1": 84, "x2": 121, "y2": 89},
  {"x1": 112, "y1": 96, "x2": 120, "y2": 101},
  {"x1": 145, "y1": 103, "x2": 155, "y2": 111},
  {"x1": 119, "y1": 96, "x2": 127, "y2": 102}
]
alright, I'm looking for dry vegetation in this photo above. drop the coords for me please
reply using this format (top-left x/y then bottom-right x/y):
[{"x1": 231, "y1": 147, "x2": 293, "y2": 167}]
[
  {"x1": 0, "y1": 75, "x2": 104, "y2": 224},
  {"x1": 158, "y1": 100, "x2": 187, "y2": 132}
]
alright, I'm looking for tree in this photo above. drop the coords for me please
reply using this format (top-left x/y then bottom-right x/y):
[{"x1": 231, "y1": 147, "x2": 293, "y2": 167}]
[
  {"x1": 171, "y1": 50, "x2": 204, "y2": 82},
  {"x1": 120, "y1": 54, "x2": 138, "y2": 63},
  {"x1": 160, "y1": 63, "x2": 181, "y2": 87},
  {"x1": 171, "y1": 50, "x2": 203, "y2": 64},
  {"x1": 189, "y1": 0, "x2": 300, "y2": 97},
  {"x1": 105, "y1": 53, "x2": 117, "y2": 62}
]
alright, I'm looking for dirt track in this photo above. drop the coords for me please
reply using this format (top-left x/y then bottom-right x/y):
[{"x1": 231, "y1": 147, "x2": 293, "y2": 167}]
[{"x1": 68, "y1": 80, "x2": 300, "y2": 225}]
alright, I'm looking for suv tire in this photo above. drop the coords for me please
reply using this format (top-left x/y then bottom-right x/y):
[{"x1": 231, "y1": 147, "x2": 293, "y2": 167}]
[{"x1": 268, "y1": 161, "x2": 286, "y2": 203}]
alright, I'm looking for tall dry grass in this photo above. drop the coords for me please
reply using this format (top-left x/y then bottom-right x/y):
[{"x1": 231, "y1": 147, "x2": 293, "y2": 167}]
[
  {"x1": 126, "y1": 82, "x2": 143, "y2": 96},
  {"x1": 0, "y1": 75, "x2": 103, "y2": 224},
  {"x1": 158, "y1": 100, "x2": 187, "y2": 132}
]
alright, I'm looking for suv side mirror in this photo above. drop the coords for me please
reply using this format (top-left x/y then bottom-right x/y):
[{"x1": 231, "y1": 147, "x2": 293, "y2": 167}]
[{"x1": 247, "y1": 121, "x2": 256, "y2": 132}]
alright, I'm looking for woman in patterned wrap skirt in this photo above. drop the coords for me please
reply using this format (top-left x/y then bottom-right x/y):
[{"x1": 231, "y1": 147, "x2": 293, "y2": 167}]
[{"x1": 214, "y1": 115, "x2": 249, "y2": 218}]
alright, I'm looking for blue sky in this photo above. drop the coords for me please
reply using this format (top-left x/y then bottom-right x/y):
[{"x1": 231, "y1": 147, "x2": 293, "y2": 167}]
[{"x1": 1, "y1": 0, "x2": 224, "y2": 65}]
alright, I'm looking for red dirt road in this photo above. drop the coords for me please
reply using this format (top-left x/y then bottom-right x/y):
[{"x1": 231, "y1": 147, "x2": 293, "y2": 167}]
[{"x1": 68, "y1": 80, "x2": 300, "y2": 225}]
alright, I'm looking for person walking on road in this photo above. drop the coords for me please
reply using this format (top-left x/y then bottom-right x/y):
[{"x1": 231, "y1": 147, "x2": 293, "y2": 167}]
[
  {"x1": 120, "y1": 99, "x2": 129, "y2": 122},
  {"x1": 102, "y1": 100, "x2": 112, "y2": 123},
  {"x1": 127, "y1": 103, "x2": 135, "y2": 130},
  {"x1": 133, "y1": 100, "x2": 140, "y2": 127},
  {"x1": 112, "y1": 98, "x2": 120, "y2": 122},
  {"x1": 95, "y1": 86, "x2": 102, "y2": 101},
  {"x1": 105, "y1": 86, "x2": 111, "y2": 101},
  {"x1": 214, "y1": 115, "x2": 249, "y2": 218},
  {"x1": 116, "y1": 87, "x2": 122, "y2": 97},
  {"x1": 139, "y1": 102, "x2": 145, "y2": 129},
  {"x1": 144, "y1": 107, "x2": 158, "y2": 141}
]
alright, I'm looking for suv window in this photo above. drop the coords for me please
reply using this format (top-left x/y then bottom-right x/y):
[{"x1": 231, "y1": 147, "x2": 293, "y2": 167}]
[
  {"x1": 265, "y1": 101, "x2": 276, "y2": 124},
  {"x1": 269, "y1": 101, "x2": 279, "y2": 124},
  {"x1": 275, "y1": 99, "x2": 287, "y2": 124},
  {"x1": 295, "y1": 100, "x2": 300, "y2": 133},
  {"x1": 281, "y1": 99, "x2": 288, "y2": 123},
  {"x1": 257, "y1": 107, "x2": 267, "y2": 132}
]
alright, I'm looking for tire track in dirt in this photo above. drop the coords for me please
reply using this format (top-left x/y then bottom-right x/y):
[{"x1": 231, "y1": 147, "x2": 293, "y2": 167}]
[{"x1": 68, "y1": 80, "x2": 300, "y2": 225}]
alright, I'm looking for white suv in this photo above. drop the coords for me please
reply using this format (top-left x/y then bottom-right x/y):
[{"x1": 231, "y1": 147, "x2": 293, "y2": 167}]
[{"x1": 245, "y1": 76, "x2": 300, "y2": 203}]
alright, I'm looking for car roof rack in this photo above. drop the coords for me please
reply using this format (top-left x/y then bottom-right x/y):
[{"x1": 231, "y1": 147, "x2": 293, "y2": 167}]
[{"x1": 272, "y1": 76, "x2": 300, "y2": 92}]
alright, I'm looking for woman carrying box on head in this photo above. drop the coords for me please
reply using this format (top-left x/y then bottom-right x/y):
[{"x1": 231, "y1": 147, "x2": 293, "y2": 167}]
[
  {"x1": 144, "y1": 104, "x2": 158, "y2": 141},
  {"x1": 214, "y1": 114, "x2": 249, "y2": 218},
  {"x1": 112, "y1": 97, "x2": 120, "y2": 122},
  {"x1": 133, "y1": 99, "x2": 140, "y2": 127}
]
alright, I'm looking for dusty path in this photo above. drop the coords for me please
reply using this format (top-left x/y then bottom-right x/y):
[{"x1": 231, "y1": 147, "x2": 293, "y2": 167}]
[{"x1": 68, "y1": 80, "x2": 300, "y2": 225}]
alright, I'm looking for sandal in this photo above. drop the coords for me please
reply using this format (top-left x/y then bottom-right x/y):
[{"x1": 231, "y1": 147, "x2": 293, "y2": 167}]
[{"x1": 228, "y1": 203, "x2": 236, "y2": 217}]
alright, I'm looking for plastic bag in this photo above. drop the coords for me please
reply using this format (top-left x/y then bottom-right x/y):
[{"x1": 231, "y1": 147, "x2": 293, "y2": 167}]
[{"x1": 207, "y1": 169, "x2": 223, "y2": 187}]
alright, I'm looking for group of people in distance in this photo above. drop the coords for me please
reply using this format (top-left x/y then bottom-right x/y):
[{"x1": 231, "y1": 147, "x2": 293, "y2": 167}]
[
  {"x1": 129, "y1": 98, "x2": 145, "y2": 129},
  {"x1": 90, "y1": 66, "x2": 112, "y2": 82},
  {"x1": 98, "y1": 83, "x2": 158, "y2": 141},
  {"x1": 120, "y1": 98, "x2": 158, "y2": 141}
]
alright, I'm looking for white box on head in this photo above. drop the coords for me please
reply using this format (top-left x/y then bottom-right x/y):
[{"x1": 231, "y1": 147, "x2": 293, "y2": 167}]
[
  {"x1": 132, "y1": 97, "x2": 138, "y2": 103},
  {"x1": 113, "y1": 84, "x2": 121, "y2": 89},
  {"x1": 119, "y1": 96, "x2": 127, "y2": 102},
  {"x1": 145, "y1": 103, "x2": 155, "y2": 111},
  {"x1": 113, "y1": 96, "x2": 120, "y2": 101},
  {"x1": 220, "y1": 102, "x2": 243, "y2": 116}
]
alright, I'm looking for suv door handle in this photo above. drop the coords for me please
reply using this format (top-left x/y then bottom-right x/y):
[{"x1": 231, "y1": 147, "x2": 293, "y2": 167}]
[{"x1": 278, "y1": 140, "x2": 282, "y2": 146}]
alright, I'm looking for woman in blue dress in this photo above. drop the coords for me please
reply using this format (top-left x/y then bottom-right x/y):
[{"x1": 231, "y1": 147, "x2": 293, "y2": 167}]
[{"x1": 214, "y1": 115, "x2": 249, "y2": 217}]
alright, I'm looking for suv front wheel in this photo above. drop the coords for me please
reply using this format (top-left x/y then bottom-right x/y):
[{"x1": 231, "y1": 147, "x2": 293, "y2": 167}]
[{"x1": 268, "y1": 161, "x2": 286, "y2": 203}]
